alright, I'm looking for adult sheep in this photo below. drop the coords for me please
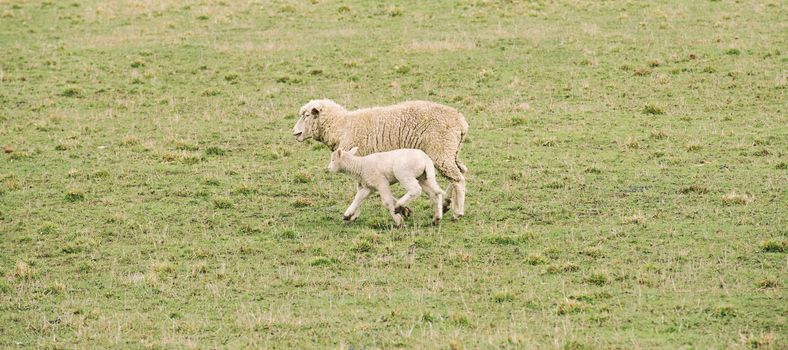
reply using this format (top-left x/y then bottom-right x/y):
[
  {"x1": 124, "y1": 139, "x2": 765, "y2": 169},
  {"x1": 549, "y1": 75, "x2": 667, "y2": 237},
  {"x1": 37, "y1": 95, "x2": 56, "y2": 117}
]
[{"x1": 292, "y1": 99, "x2": 469, "y2": 219}]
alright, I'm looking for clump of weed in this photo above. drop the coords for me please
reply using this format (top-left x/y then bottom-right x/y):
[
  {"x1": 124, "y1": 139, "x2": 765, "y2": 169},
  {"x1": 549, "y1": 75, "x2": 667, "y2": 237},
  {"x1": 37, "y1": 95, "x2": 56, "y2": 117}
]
[
  {"x1": 60, "y1": 87, "x2": 82, "y2": 97},
  {"x1": 759, "y1": 240, "x2": 787, "y2": 253},
  {"x1": 585, "y1": 271, "x2": 610, "y2": 286},
  {"x1": 292, "y1": 196, "x2": 314, "y2": 208},
  {"x1": 277, "y1": 230, "x2": 298, "y2": 240},
  {"x1": 546, "y1": 263, "x2": 578, "y2": 274},
  {"x1": 13, "y1": 261, "x2": 34, "y2": 280},
  {"x1": 621, "y1": 137, "x2": 640, "y2": 150},
  {"x1": 337, "y1": 5, "x2": 350, "y2": 13},
  {"x1": 130, "y1": 59, "x2": 145, "y2": 68},
  {"x1": 394, "y1": 64, "x2": 411, "y2": 74},
  {"x1": 557, "y1": 299, "x2": 588, "y2": 315},
  {"x1": 161, "y1": 151, "x2": 202, "y2": 164},
  {"x1": 633, "y1": 67, "x2": 652, "y2": 76},
  {"x1": 196, "y1": 15, "x2": 209, "y2": 20},
  {"x1": 648, "y1": 59, "x2": 662, "y2": 67},
  {"x1": 725, "y1": 48, "x2": 741, "y2": 55},
  {"x1": 702, "y1": 66, "x2": 717, "y2": 73},
  {"x1": 580, "y1": 247, "x2": 604, "y2": 258},
  {"x1": 38, "y1": 222, "x2": 57, "y2": 235},
  {"x1": 449, "y1": 314, "x2": 470, "y2": 327},
  {"x1": 525, "y1": 254, "x2": 547, "y2": 265},
  {"x1": 584, "y1": 166, "x2": 602, "y2": 174},
  {"x1": 510, "y1": 116, "x2": 526, "y2": 126},
  {"x1": 534, "y1": 137, "x2": 557, "y2": 147},
  {"x1": 64, "y1": 189, "x2": 85, "y2": 202},
  {"x1": 351, "y1": 241, "x2": 374, "y2": 254},
  {"x1": 492, "y1": 291, "x2": 515, "y2": 303},
  {"x1": 43, "y1": 281, "x2": 66, "y2": 295},
  {"x1": 679, "y1": 184, "x2": 709, "y2": 194},
  {"x1": 173, "y1": 141, "x2": 198, "y2": 151},
  {"x1": 711, "y1": 304, "x2": 736, "y2": 318},
  {"x1": 151, "y1": 261, "x2": 177, "y2": 278},
  {"x1": 684, "y1": 140, "x2": 703, "y2": 151},
  {"x1": 293, "y1": 171, "x2": 312, "y2": 184},
  {"x1": 120, "y1": 136, "x2": 140, "y2": 146},
  {"x1": 309, "y1": 256, "x2": 333, "y2": 266},
  {"x1": 642, "y1": 104, "x2": 664, "y2": 115},
  {"x1": 233, "y1": 183, "x2": 256, "y2": 195},
  {"x1": 623, "y1": 213, "x2": 646, "y2": 225},
  {"x1": 650, "y1": 129, "x2": 669, "y2": 139},
  {"x1": 384, "y1": 6, "x2": 403, "y2": 16},
  {"x1": 484, "y1": 234, "x2": 528, "y2": 245},
  {"x1": 562, "y1": 341, "x2": 589, "y2": 350},
  {"x1": 775, "y1": 162, "x2": 786, "y2": 170},
  {"x1": 751, "y1": 149, "x2": 769, "y2": 156},
  {"x1": 201, "y1": 89, "x2": 220, "y2": 96},
  {"x1": 721, "y1": 191, "x2": 752, "y2": 205},
  {"x1": 205, "y1": 146, "x2": 225, "y2": 156},
  {"x1": 756, "y1": 277, "x2": 779, "y2": 289},
  {"x1": 212, "y1": 197, "x2": 234, "y2": 209}
]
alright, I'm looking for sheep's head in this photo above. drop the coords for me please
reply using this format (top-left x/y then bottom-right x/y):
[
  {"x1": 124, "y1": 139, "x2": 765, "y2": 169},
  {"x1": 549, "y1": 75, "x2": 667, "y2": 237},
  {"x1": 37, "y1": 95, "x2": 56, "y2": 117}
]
[{"x1": 294, "y1": 99, "x2": 341, "y2": 142}]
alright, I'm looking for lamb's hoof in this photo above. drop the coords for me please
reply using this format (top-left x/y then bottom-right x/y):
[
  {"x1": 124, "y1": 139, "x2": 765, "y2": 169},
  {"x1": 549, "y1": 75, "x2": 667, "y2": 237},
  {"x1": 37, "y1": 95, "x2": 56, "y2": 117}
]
[
  {"x1": 393, "y1": 214, "x2": 405, "y2": 228},
  {"x1": 394, "y1": 206, "x2": 412, "y2": 218},
  {"x1": 442, "y1": 200, "x2": 452, "y2": 214}
]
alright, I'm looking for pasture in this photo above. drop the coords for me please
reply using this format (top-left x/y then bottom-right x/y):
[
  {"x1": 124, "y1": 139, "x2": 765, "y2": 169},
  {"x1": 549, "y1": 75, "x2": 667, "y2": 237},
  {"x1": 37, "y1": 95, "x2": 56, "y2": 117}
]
[{"x1": 1, "y1": 0, "x2": 785, "y2": 348}]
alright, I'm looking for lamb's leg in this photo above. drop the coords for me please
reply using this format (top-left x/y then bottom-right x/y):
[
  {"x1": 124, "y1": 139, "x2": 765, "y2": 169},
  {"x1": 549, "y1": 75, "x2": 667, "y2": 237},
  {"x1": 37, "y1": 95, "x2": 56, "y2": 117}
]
[
  {"x1": 419, "y1": 179, "x2": 444, "y2": 225},
  {"x1": 343, "y1": 184, "x2": 371, "y2": 221},
  {"x1": 394, "y1": 177, "x2": 421, "y2": 218},
  {"x1": 443, "y1": 183, "x2": 454, "y2": 214},
  {"x1": 377, "y1": 182, "x2": 403, "y2": 228}
]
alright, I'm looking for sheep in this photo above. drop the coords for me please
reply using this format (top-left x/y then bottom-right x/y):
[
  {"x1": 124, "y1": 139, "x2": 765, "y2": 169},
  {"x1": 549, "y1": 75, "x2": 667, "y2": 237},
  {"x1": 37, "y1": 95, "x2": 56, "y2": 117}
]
[
  {"x1": 327, "y1": 147, "x2": 444, "y2": 227},
  {"x1": 293, "y1": 99, "x2": 468, "y2": 219}
]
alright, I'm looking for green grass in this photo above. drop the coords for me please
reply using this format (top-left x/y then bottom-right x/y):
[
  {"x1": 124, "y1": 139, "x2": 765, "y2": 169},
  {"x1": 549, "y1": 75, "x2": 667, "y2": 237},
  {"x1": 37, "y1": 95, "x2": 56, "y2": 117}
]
[{"x1": 1, "y1": 0, "x2": 786, "y2": 348}]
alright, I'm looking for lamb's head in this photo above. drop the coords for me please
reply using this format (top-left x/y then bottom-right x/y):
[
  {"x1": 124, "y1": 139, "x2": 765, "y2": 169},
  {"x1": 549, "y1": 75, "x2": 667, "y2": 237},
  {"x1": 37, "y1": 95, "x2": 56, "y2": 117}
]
[
  {"x1": 293, "y1": 99, "x2": 343, "y2": 142},
  {"x1": 327, "y1": 148, "x2": 342, "y2": 173},
  {"x1": 327, "y1": 147, "x2": 358, "y2": 173}
]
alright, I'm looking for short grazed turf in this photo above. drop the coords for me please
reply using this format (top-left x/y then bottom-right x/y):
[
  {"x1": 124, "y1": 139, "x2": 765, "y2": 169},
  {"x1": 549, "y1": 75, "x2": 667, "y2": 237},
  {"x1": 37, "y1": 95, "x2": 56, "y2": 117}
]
[{"x1": 1, "y1": 0, "x2": 785, "y2": 348}]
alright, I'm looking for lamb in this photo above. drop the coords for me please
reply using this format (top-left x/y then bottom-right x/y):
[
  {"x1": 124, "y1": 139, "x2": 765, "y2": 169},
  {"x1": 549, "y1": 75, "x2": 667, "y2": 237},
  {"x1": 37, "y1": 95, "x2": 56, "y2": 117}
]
[
  {"x1": 327, "y1": 147, "x2": 444, "y2": 228},
  {"x1": 293, "y1": 99, "x2": 468, "y2": 219}
]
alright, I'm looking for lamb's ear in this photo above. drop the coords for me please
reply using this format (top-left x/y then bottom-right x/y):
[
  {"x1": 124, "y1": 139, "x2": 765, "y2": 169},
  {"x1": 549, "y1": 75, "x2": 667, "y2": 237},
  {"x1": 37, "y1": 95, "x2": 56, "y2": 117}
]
[
  {"x1": 348, "y1": 147, "x2": 359, "y2": 155},
  {"x1": 310, "y1": 105, "x2": 320, "y2": 118}
]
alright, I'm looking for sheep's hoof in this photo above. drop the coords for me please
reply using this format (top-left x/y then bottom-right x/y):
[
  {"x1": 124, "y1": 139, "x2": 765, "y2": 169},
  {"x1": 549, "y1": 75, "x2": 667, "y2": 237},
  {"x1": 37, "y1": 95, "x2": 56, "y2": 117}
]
[
  {"x1": 451, "y1": 214, "x2": 463, "y2": 221},
  {"x1": 442, "y1": 200, "x2": 452, "y2": 214},
  {"x1": 343, "y1": 215, "x2": 353, "y2": 221},
  {"x1": 431, "y1": 218, "x2": 441, "y2": 226},
  {"x1": 394, "y1": 206, "x2": 412, "y2": 218}
]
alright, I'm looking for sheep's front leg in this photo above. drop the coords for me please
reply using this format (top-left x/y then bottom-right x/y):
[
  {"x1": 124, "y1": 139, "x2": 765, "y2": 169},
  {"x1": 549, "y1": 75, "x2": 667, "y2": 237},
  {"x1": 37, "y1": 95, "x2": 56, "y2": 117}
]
[
  {"x1": 343, "y1": 183, "x2": 371, "y2": 222},
  {"x1": 377, "y1": 182, "x2": 404, "y2": 228}
]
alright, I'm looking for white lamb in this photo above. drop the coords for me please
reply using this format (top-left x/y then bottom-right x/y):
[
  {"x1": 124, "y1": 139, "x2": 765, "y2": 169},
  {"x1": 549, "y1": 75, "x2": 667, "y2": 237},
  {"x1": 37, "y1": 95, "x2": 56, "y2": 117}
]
[{"x1": 327, "y1": 147, "x2": 444, "y2": 228}]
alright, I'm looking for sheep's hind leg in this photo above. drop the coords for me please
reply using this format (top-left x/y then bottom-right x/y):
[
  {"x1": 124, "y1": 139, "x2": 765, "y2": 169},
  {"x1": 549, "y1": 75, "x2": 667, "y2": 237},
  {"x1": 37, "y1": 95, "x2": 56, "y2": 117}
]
[
  {"x1": 435, "y1": 160, "x2": 466, "y2": 220},
  {"x1": 377, "y1": 182, "x2": 404, "y2": 228},
  {"x1": 394, "y1": 177, "x2": 421, "y2": 218},
  {"x1": 343, "y1": 184, "x2": 371, "y2": 222}
]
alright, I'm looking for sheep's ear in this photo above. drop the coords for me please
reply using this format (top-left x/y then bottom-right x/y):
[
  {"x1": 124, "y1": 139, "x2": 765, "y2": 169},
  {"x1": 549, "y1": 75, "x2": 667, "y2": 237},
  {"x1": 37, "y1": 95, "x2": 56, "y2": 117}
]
[
  {"x1": 310, "y1": 106, "x2": 320, "y2": 118},
  {"x1": 348, "y1": 147, "x2": 359, "y2": 155}
]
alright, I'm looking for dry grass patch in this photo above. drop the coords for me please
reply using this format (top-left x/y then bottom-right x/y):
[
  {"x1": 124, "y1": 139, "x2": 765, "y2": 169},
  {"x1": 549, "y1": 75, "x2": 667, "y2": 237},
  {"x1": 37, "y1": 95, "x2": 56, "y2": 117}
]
[
  {"x1": 721, "y1": 191, "x2": 753, "y2": 205},
  {"x1": 406, "y1": 40, "x2": 477, "y2": 52}
]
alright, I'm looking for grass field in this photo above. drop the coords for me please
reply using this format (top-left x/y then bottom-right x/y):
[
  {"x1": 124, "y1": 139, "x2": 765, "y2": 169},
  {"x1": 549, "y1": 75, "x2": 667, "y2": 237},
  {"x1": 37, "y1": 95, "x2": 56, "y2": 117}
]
[{"x1": 1, "y1": 0, "x2": 786, "y2": 348}]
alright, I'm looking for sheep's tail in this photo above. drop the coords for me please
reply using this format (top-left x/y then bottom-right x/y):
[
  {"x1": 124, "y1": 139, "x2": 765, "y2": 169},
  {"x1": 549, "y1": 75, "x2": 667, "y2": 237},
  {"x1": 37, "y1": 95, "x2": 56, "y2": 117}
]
[{"x1": 456, "y1": 115, "x2": 469, "y2": 174}]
